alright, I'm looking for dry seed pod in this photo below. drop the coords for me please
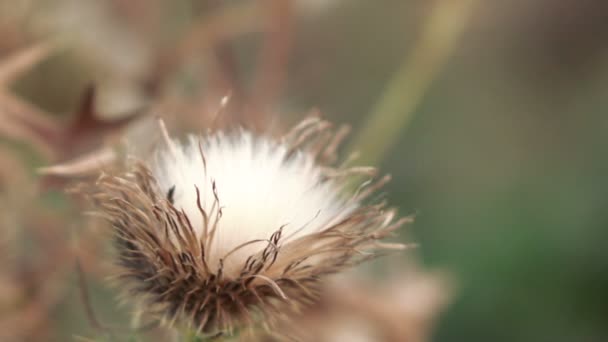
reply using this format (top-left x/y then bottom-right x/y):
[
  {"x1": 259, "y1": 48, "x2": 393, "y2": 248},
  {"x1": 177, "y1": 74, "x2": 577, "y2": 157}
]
[{"x1": 82, "y1": 117, "x2": 409, "y2": 335}]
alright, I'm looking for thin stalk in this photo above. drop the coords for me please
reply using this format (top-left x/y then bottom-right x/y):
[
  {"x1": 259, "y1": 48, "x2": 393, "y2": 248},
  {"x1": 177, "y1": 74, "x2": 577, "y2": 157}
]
[{"x1": 348, "y1": 0, "x2": 478, "y2": 166}]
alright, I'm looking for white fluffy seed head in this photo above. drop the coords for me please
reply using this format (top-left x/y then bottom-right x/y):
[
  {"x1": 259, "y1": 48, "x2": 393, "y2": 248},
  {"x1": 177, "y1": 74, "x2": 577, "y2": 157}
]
[
  {"x1": 84, "y1": 118, "x2": 407, "y2": 333},
  {"x1": 151, "y1": 130, "x2": 350, "y2": 277}
]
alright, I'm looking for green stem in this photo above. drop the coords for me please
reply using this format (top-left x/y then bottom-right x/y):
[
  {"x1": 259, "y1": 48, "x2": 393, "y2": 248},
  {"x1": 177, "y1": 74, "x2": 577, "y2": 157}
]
[{"x1": 348, "y1": 0, "x2": 478, "y2": 166}]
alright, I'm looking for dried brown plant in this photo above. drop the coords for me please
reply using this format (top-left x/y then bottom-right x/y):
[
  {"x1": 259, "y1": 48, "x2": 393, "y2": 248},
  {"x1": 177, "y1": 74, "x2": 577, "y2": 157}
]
[{"x1": 76, "y1": 116, "x2": 410, "y2": 336}]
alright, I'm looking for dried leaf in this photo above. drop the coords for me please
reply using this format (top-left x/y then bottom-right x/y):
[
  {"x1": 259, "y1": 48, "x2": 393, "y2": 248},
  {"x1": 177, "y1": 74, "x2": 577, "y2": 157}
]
[{"x1": 38, "y1": 146, "x2": 116, "y2": 177}]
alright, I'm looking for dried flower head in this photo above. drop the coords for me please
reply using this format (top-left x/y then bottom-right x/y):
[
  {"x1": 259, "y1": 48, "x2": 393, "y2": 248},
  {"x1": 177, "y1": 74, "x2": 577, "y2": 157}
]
[{"x1": 83, "y1": 116, "x2": 409, "y2": 334}]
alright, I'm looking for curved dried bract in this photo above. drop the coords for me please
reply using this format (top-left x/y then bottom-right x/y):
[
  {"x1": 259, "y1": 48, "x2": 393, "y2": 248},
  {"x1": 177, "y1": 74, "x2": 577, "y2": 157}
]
[{"x1": 80, "y1": 117, "x2": 408, "y2": 334}]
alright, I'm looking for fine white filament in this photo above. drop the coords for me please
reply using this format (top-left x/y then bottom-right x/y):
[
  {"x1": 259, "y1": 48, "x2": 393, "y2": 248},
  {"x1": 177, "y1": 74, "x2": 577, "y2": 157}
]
[{"x1": 151, "y1": 130, "x2": 349, "y2": 277}]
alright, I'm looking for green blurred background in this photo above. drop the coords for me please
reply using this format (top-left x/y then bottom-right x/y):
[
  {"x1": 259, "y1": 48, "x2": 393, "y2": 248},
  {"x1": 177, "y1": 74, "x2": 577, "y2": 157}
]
[
  {"x1": 295, "y1": 2, "x2": 608, "y2": 340},
  {"x1": 2, "y1": 0, "x2": 608, "y2": 340}
]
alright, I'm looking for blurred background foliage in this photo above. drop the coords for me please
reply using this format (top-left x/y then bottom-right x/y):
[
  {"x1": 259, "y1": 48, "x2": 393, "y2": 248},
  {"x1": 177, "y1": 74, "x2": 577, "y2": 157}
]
[{"x1": 1, "y1": 0, "x2": 607, "y2": 341}]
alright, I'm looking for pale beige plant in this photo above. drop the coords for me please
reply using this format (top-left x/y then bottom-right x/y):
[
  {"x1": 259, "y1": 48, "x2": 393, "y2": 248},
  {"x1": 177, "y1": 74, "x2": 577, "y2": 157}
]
[{"x1": 261, "y1": 267, "x2": 451, "y2": 342}]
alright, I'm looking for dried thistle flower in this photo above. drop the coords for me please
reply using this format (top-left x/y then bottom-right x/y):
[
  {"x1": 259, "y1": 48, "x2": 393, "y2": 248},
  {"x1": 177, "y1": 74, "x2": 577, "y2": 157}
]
[{"x1": 83, "y1": 116, "x2": 409, "y2": 335}]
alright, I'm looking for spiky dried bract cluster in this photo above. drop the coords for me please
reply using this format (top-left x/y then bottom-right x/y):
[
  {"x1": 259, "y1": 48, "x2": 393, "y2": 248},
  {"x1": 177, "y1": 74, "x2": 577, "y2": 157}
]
[{"x1": 84, "y1": 117, "x2": 409, "y2": 335}]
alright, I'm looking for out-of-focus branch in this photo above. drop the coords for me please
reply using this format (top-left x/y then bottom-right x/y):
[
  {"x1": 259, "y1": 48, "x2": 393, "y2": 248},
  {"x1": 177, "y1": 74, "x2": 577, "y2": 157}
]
[
  {"x1": 146, "y1": 3, "x2": 262, "y2": 95},
  {"x1": 0, "y1": 41, "x2": 52, "y2": 87},
  {"x1": 348, "y1": 0, "x2": 478, "y2": 166},
  {"x1": 0, "y1": 43, "x2": 62, "y2": 158},
  {"x1": 206, "y1": 0, "x2": 243, "y2": 99},
  {"x1": 245, "y1": 0, "x2": 294, "y2": 130}
]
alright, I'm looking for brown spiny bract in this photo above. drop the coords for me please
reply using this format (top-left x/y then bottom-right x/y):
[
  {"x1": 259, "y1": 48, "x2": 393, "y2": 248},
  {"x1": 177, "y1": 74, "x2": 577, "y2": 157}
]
[{"x1": 83, "y1": 117, "x2": 409, "y2": 335}]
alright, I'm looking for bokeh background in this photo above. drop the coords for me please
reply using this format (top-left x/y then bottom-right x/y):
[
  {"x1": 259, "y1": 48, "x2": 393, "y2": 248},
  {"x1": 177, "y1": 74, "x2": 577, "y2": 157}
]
[{"x1": 1, "y1": 0, "x2": 607, "y2": 341}]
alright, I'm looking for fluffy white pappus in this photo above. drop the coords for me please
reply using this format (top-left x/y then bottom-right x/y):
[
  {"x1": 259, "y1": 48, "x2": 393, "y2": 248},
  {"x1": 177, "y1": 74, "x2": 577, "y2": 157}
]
[{"x1": 151, "y1": 130, "x2": 351, "y2": 277}]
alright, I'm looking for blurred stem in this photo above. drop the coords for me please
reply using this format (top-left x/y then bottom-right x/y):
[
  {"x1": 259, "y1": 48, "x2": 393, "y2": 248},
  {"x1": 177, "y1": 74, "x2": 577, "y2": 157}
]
[
  {"x1": 181, "y1": 329, "x2": 226, "y2": 342},
  {"x1": 348, "y1": 0, "x2": 477, "y2": 166},
  {"x1": 246, "y1": 0, "x2": 293, "y2": 130},
  {"x1": 183, "y1": 330, "x2": 200, "y2": 341},
  {"x1": 179, "y1": 328, "x2": 202, "y2": 342}
]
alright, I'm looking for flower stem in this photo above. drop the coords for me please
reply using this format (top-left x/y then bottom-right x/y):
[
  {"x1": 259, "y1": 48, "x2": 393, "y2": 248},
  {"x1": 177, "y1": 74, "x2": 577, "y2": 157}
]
[{"x1": 348, "y1": 0, "x2": 478, "y2": 166}]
